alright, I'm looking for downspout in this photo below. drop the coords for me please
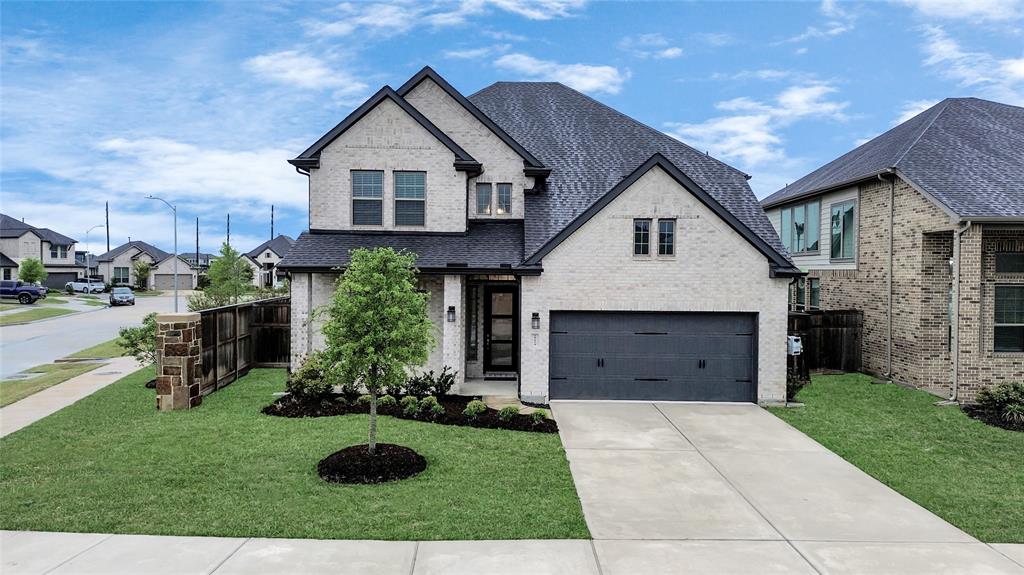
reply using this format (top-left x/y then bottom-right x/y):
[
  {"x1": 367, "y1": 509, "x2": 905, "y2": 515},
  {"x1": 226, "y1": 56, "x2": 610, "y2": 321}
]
[
  {"x1": 950, "y1": 220, "x2": 972, "y2": 402},
  {"x1": 884, "y1": 173, "x2": 894, "y2": 379}
]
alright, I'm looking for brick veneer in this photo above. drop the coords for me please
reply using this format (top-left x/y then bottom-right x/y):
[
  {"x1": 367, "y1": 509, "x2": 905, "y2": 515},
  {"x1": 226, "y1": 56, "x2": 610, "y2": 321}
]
[{"x1": 155, "y1": 312, "x2": 203, "y2": 411}]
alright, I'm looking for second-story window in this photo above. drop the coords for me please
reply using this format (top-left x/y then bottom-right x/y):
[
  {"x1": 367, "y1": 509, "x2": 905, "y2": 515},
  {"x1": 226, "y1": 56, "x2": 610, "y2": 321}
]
[
  {"x1": 50, "y1": 245, "x2": 67, "y2": 259},
  {"x1": 633, "y1": 219, "x2": 651, "y2": 255},
  {"x1": 779, "y1": 200, "x2": 820, "y2": 255},
  {"x1": 658, "y1": 219, "x2": 675, "y2": 256},
  {"x1": 394, "y1": 171, "x2": 426, "y2": 226},
  {"x1": 476, "y1": 183, "x2": 492, "y2": 215},
  {"x1": 496, "y1": 183, "x2": 512, "y2": 215},
  {"x1": 352, "y1": 170, "x2": 383, "y2": 225},
  {"x1": 830, "y1": 200, "x2": 856, "y2": 260}
]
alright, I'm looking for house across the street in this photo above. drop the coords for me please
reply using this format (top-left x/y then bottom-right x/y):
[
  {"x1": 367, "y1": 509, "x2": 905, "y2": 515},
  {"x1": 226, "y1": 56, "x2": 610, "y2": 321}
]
[
  {"x1": 762, "y1": 97, "x2": 1024, "y2": 403},
  {"x1": 0, "y1": 213, "x2": 86, "y2": 288},
  {"x1": 279, "y1": 66, "x2": 799, "y2": 405},
  {"x1": 247, "y1": 235, "x2": 294, "y2": 289},
  {"x1": 97, "y1": 240, "x2": 198, "y2": 290}
]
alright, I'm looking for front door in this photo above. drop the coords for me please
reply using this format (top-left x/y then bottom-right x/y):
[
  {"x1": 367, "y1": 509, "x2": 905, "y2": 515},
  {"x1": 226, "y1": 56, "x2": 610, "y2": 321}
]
[{"x1": 483, "y1": 285, "x2": 517, "y2": 372}]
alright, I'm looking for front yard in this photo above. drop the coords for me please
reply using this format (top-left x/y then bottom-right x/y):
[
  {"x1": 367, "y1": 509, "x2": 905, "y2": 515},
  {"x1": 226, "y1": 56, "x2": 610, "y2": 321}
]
[
  {"x1": 0, "y1": 307, "x2": 75, "y2": 326},
  {"x1": 0, "y1": 368, "x2": 588, "y2": 541},
  {"x1": 771, "y1": 373, "x2": 1024, "y2": 543}
]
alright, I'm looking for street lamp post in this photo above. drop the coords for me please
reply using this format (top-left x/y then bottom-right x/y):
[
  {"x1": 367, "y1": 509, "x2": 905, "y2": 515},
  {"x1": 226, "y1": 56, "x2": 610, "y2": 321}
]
[
  {"x1": 84, "y1": 224, "x2": 105, "y2": 280},
  {"x1": 146, "y1": 196, "x2": 179, "y2": 312}
]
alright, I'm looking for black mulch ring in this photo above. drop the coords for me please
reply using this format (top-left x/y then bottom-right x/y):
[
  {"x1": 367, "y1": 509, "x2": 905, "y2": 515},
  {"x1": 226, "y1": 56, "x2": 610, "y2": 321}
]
[
  {"x1": 961, "y1": 406, "x2": 1024, "y2": 433},
  {"x1": 263, "y1": 394, "x2": 558, "y2": 433},
  {"x1": 318, "y1": 443, "x2": 426, "y2": 484},
  {"x1": 144, "y1": 378, "x2": 157, "y2": 389}
]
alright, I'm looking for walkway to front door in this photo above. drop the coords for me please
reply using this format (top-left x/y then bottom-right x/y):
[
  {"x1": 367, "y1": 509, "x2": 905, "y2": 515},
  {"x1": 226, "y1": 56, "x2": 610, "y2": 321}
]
[{"x1": 552, "y1": 402, "x2": 1022, "y2": 574}]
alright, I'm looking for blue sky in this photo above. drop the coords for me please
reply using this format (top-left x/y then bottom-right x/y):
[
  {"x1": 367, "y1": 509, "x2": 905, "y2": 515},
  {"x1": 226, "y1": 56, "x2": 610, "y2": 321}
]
[{"x1": 2, "y1": 0, "x2": 1022, "y2": 255}]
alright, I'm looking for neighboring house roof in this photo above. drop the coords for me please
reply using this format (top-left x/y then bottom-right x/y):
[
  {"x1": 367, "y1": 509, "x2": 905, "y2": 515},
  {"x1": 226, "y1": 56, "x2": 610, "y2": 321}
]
[
  {"x1": 280, "y1": 221, "x2": 528, "y2": 273},
  {"x1": 247, "y1": 235, "x2": 295, "y2": 259},
  {"x1": 468, "y1": 82, "x2": 792, "y2": 265},
  {"x1": 152, "y1": 254, "x2": 197, "y2": 269},
  {"x1": 0, "y1": 213, "x2": 78, "y2": 244},
  {"x1": 396, "y1": 66, "x2": 549, "y2": 176},
  {"x1": 96, "y1": 241, "x2": 170, "y2": 263},
  {"x1": 75, "y1": 252, "x2": 99, "y2": 268},
  {"x1": 760, "y1": 98, "x2": 1024, "y2": 219},
  {"x1": 0, "y1": 252, "x2": 17, "y2": 267},
  {"x1": 288, "y1": 86, "x2": 480, "y2": 173}
]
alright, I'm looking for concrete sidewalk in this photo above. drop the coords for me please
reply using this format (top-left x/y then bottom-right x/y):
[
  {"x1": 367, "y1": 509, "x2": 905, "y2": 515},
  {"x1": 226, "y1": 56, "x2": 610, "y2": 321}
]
[{"x1": 0, "y1": 356, "x2": 141, "y2": 437}]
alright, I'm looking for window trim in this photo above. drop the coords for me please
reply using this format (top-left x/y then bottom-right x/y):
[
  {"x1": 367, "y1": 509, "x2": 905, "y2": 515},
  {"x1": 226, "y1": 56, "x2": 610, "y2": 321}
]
[
  {"x1": 476, "y1": 183, "x2": 492, "y2": 216},
  {"x1": 113, "y1": 266, "x2": 130, "y2": 284},
  {"x1": 809, "y1": 277, "x2": 821, "y2": 310},
  {"x1": 829, "y1": 199, "x2": 857, "y2": 262},
  {"x1": 394, "y1": 170, "x2": 427, "y2": 226},
  {"x1": 495, "y1": 183, "x2": 512, "y2": 215},
  {"x1": 633, "y1": 219, "x2": 651, "y2": 256},
  {"x1": 994, "y1": 284, "x2": 1024, "y2": 354},
  {"x1": 657, "y1": 218, "x2": 675, "y2": 256},
  {"x1": 351, "y1": 169, "x2": 384, "y2": 226},
  {"x1": 778, "y1": 200, "x2": 821, "y2": 256},
  {"x1": 794, "y1": 277, "x2": 807, "y2": 311}
]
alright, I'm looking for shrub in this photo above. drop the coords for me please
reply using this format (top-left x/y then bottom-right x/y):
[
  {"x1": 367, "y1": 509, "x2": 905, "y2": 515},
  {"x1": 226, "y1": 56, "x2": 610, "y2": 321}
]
[
  {"x1": 418, "y1": 396, "x2": 445, "y2": 419},
  {"x1": 378, "y1": 394, "x2": 397, "y2": 408},
  {"x1": 977, "y1": 381, "x2": 1024, "y2": 424},
  {"x1": 463, "y1": 399, "x2": 487, "y2": 419},
  {"x1": 400, "y1": 395, "x2": 420, "y2": 417},
  {"x1": 786, "y1": 368, "x2": 808, "y2": 402},
  {"x1": 405, "y1": 372, "x2": 433, "y2": 398},
  {"x1": 530, "y1": 409, "x2": 548, "y2": 426},
  {"x1": 285, "y1": 352, "x2": 335, "y2": 399},
  {"x1": 65, "y1": 284, "x2": 75, "y2": 295},
  {"x1": 432, "y1": 366, "x2": 458, "y2": 397},
  {"x1": 356, "y1": 394, "x2": 373, "y2": 407},
  {"x1": 118, "y1": 313, "x2": 158, "y2": 366},
  {"x1": 384, "y1": 381, "x2": 405, "y2": 397},
  {"x1": 498, "y1": 406, "x2": 520, "y2": 422}
]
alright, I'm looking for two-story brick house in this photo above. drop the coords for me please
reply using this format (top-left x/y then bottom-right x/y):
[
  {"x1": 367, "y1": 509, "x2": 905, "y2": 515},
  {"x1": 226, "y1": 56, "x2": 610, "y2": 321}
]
[
  {"x1": 0, "y1": 213, "x2": 86, "y2": 288},
  {"x1": 762, "y1": 98, "x2": 1023, "y2": 403},
  {"x1": 280, "y1": 67, "x2": 799, "y2": 404}
]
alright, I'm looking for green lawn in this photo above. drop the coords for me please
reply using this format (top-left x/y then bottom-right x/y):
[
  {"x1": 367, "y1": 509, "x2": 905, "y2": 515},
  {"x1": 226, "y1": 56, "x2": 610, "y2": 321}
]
[
  {"x1": 66, "y1": 338, "x2": 125, "y2": 359},
  {"x1": 38, "y1": 297, "x2": 69, "y2": 305},
  {"x1": 0, "y1": 368, "x2": 588, "y2": 541},
  {"x1": 0, "y1": 307, "x2": 75, "y2": 325},
  {"x1": 0, "y1": 362, "x2": 103, "y2": 407},
  {"x1": 771, "y1": 373, "x2": 1024, "y2": 543},
  {"x1": 132, "y1": 290, "x2": 164, "y2": 297}
]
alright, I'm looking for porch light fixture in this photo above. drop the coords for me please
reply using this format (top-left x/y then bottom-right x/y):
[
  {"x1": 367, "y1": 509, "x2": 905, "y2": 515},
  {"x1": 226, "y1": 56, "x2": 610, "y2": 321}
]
[
  {"x1": 531, "y1": 312, "x2": 540, "y2": 330},
  {"x1": 447, "y1": 305, "x2": 456, "y2": 323}
]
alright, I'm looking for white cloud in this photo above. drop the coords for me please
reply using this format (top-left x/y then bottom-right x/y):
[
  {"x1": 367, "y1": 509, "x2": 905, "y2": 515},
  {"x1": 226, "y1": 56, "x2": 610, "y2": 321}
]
[
  {"x1": 244, "y1": 50, "x2": 368, "y2": 99},
  {"x1": 443, "y1": 44, "x2": 510, "y2": 59},
  {"x1": 894, "y1": 99, "x2": 940, "y2": 124},
  {"x1": 494, "y1": 53, "x2": 629, "y2": 94},
  {"x1": 776, "y1": 0, "x2": 857, "y2": 45},
  {"x1": 898, "y1": 0, "x2": 1022, "y2": 22},
  {"x1": 666, "y1": 82, "x2": 849, "y2": 169},
  {"x1": 691, "y1": 32, "x2": 734, "y2": 47},
  {"x1": 920, "y1": 26, "x2": 1024, "y2": 104},
  {"x1": 655, "y1": 47, "x2": 683, "y2": 59},
  {"x1": 618, "y1": 33, "x2": 683, "y2": 59},
  {"x1": 711, "y1": 69, "x2": 804, "y2": 82}
]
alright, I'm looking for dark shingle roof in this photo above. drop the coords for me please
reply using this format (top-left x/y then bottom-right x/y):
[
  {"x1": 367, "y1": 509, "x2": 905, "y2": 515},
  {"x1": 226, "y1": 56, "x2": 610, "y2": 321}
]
[
  {"x1": 96, "y1": 241, "x2": 169, "y2": 262},
  {"x1": 247, "y1": 235, "x2": 295, "y2": 259},
  {"x1": 761, "y1": 98, "x2": 1024, "y2": 218},
  {"x1": 0, "y1": 252, "x2": 17, "y2": 267},
  {"x1": 0, "y1": 214, "x2": 77, "y2": 244},
  {"x1": 279, "y1": 222, "x2": 525, "y2": 271},
  {"x1": 468, "y1": 82, "x2": 791, "y2": 263}
]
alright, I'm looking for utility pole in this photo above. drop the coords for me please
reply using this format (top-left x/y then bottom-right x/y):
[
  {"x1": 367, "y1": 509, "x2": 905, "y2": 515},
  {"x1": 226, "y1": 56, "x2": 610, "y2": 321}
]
[
  {"x1": 227, "y1": 213, "x2": 231, "y2": 248},
  {"x1": 271, "y1": 205, "x2": 274, "y2": 240},
  {"x1": 105, "y1": 202, "x2": 110, "y2": 252},
  {"x1": 196, "y1": 217, "x2": 200, "y2": 267}
]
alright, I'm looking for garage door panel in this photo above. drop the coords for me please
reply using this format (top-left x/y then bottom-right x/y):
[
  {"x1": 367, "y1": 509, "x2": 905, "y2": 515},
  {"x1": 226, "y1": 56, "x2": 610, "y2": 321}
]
[
  {"x1": 549, "y1": 311, "x2": 756, "y2": 402},
  {"x1": 154, "y1": 274, "x2": 194, "y2": 290}
]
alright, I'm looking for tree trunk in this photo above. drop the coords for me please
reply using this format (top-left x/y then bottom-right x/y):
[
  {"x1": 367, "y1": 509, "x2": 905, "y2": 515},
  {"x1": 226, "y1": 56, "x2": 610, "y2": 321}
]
[{"x1": 367, "y1": 390, "x2": 378, "y2": 456}]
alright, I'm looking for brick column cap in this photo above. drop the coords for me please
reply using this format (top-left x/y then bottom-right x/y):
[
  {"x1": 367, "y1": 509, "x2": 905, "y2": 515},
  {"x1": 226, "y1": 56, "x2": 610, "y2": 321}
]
[{"x1": 156, "y1": 312, "x2": 201, "y2": 322}]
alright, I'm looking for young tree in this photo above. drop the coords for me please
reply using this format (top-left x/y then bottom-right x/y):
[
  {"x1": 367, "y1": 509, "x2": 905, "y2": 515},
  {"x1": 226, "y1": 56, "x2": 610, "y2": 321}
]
[
  {"x1": 119, "y1": 313, "x2": 158, "y2": 366},
  {"x1": 206, "y1": 242, "x2": 253, "y2": 304},
  {"x1": 18, "y1": 258, "x2": 47, "y2": 284},
  {"x1": 321, "y1": 248, "x2": 433, "y2": 455},
  {"x1": 132, "y1": 260, "x2": 151, "y2": 290}
]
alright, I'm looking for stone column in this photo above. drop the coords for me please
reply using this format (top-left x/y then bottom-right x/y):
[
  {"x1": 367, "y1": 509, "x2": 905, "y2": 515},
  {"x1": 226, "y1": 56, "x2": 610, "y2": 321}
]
[
  {"x1": 442, "y1": 275, "x2": 465, "y2": 389},
  {"x1": 155, "y1": 312, "x2": 203, "y2": 411}
]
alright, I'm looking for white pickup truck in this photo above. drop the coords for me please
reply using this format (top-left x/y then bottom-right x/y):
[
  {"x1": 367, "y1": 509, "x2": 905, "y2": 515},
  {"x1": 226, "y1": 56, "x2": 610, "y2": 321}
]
[{"x1": 65, "y1": 279, "x2": 105, "y2": 294}]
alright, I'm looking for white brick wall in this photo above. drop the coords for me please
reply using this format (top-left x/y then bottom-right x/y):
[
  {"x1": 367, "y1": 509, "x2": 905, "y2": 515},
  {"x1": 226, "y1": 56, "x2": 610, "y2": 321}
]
[
  {"x1": 518, "y1": 165, "x2": 790, "y2": 404},
  {"x1": 289, "y1": 271, "x2": 341, "y2": 369},
  {"x1": 308, "y1": 98, "x2": 468, "y2": 233}
]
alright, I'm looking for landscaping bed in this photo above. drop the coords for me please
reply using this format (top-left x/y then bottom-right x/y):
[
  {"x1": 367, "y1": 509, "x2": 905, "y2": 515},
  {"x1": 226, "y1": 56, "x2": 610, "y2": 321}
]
[
  {"x1": 317, "y1": 443, "x2": 426, "y2": 484},
  {"x1": 771, "y1": 373, "x2": 1024, "y2": 543},
  {"x1": 961, "y1": 405, "x2": 1024, "y2": 433},
  {"x1": 0, "y1": 368, "x2": 588, "y2": 540},
  {"x1": 263, "y1": 393, "x2": 557, "y2": 433}
]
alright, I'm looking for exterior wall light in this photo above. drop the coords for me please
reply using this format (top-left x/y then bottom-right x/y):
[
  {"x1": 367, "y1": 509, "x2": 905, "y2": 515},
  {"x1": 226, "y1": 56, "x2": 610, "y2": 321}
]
[
  {"x1": 531, "y1": 312, "x2": 540, "y2": 330},
  {"x1": 447, "y1": 305, "x2": 456, "y2": 323}
]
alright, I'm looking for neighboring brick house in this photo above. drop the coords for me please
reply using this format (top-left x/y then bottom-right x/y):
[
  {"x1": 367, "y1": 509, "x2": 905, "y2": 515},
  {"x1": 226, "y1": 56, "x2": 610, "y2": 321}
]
[
  {"x1": 762, "y1": 97, "x2": 1024, "y2": 403},
  {"x1": 0, "y1": 213, "x2": 85, "y2": 288},
  {"x1": 96, "y1": 240, "x2": 197, "y2": 290},
  {"x1": 246, "y1": 235, "x2": 294, "y2": 288},
  {"x1": 279, "y1": 67, "x2": 798, "y2": 405}
]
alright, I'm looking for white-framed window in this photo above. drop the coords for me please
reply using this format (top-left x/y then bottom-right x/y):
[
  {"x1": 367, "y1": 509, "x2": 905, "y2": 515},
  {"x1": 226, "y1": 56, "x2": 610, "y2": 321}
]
[
  {"x1": 113, "y1": 267, "x2": 130, "y2": 284},
  {"x1": 658, "y1": 219, "x2": 675, "y2": 256},
  {"x1": 394, "y1": 171, "x2": 426, "y2": 226},
  {"x1": 995, "y1": 285, "x2": 1024, "y2": 353},
  {"x1": 633, "y1": 219, "x2": 651, "y2": 255},
  {"x1": 496, "y1": 183, "x2": 512, "y2": 215},
  {"x1": 476, "y1": 183, "x2": 492, "y2": 215},
  {"x1": 779, "y1": 200, "x2": 820, "y2": 255},
  {"x1": 3, "y1": 268, "x2": 10, "y2": 280},
  {"x1": 830, "y1": 200, "x2": 856, "y2": 260},
  {"x1": 351, "y1": 170, "x2": 384, "y2": 225}
]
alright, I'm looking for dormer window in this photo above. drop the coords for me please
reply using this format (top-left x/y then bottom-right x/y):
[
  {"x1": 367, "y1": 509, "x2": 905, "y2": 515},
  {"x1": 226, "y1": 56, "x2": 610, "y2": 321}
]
[
  {"x1": 476, "y1": 183, "x2": 492, "y2": 215},
  {"x1": 395, "y1": 171, "x2": 426, "y2": 226},
  {"x1": 352, "y1": 170, "x2": 384, "y2": 225},
  {"x1": 496, "y1": 183, "x2": 512, "y2": 215}
]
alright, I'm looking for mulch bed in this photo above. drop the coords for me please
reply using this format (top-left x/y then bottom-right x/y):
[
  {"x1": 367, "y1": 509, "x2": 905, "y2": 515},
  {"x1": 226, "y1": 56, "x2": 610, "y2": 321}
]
[
  {"x1": 961, "y1": 406, "x2": 1024, "y2": 433},
  {"x1": 263, "y1": 394, "x2": 558, "y2": 433},
  {"x1": 318, "y1": 443, "x2": 426, "y2": 484}
]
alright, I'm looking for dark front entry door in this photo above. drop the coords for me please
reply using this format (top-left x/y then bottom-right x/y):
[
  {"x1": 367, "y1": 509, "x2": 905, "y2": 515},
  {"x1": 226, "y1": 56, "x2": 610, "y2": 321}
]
[{"x1": 484, "y1": 285, "x2": 517, "y2": 371}]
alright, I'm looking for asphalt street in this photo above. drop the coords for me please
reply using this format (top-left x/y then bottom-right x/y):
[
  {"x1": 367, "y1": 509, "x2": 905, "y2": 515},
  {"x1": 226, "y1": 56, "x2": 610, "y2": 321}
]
[{"x1": 0, "y1": 295, "x2": 186, "y2": 378}]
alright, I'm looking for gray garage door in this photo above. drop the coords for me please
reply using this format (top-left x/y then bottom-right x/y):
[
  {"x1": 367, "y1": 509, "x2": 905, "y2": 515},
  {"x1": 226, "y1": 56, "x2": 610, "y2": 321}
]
[
  {"x1": 44, "y1": 272, "x2": 79, "y2": 290},
  {"x1": 153, "y1": 274, "x2": 193, "y2": 290},
  {"x1": 549, "y1": 311, "x2": 757, "y2": 402}
]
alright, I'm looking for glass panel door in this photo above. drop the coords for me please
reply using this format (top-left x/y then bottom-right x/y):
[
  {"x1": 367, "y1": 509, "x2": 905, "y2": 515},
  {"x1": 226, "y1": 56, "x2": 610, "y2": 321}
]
[{"x1": 484, "y1": 286, "x2": 517, "y2": 371}]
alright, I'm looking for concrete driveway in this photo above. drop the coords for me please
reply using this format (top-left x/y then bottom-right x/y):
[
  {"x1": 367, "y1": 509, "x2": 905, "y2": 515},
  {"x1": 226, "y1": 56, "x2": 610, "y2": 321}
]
[{"x1": 553, "y1": 401, "x2": 1024, "y2": 575}]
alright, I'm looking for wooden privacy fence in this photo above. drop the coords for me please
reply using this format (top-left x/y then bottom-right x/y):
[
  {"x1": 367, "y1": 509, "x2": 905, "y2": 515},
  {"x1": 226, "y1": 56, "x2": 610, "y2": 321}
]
[
  {"x1": 198, "y1": 296, "x2": 290, "y2": 394},
  {"x1": 788, "y1": 310, "x2": 863, "y2": 373}
]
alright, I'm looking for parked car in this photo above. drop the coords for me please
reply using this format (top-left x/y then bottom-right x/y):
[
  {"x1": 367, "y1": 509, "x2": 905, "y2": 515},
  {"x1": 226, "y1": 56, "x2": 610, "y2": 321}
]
[
  {"x1": 65, "y1": 279, "x2": 105, "y2": 294},
  {"x1": 0, "y1": 280, "x2": 47, "y2": 304},
  {"x1": 109, "y1": 286, "x2": 136, "y2": 306}
]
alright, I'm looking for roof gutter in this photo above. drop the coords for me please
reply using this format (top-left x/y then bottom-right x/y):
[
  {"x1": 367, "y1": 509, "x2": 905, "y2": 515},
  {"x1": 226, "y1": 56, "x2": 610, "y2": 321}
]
[{"x1": 762, "y1": 168, "x2": 896, "y2": 210}]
